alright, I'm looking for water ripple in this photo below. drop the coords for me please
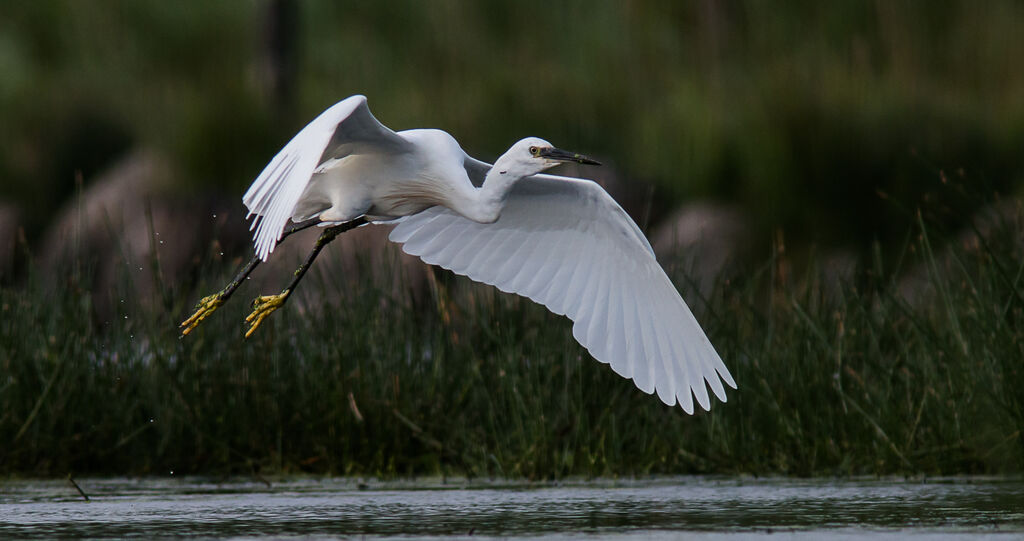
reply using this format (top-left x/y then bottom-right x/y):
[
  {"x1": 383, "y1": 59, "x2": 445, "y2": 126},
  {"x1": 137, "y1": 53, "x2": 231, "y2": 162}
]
[{"x1": 1, "y1": 477, "x2": 1022, "y2": 539}]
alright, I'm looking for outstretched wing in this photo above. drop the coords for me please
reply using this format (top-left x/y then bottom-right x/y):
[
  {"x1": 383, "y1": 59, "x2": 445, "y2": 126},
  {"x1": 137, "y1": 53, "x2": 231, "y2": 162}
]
[
  {"x1": 388, "y1": 174, "x2": 736, "y2": 413},
  {"x1": 243, "y1": 95, "x2": 411, "y2": 260}
]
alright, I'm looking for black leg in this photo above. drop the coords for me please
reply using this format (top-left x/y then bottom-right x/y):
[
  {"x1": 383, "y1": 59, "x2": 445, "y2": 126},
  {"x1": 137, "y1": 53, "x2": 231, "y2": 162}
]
[
  {"x1": 244, "y1": 217, "x2": 367, "y2": 338},
  {"x1": 219, "y1": 219, "x2": 322, "y2": 302},
  {"x1": 180, "y1": 218, "x2": 323, "y2": 336}
]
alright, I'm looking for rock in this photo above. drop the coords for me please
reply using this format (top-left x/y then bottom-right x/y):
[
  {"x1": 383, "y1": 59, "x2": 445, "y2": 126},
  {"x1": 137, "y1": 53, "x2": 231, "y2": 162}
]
[
  {"x1": 650, "y1": 201, "x2": 750, "y2": 306},
  {"x1": 818, "y1": 249, "x2": 859, "y2": 301},
  {"x1": 38, "y1": 149, "x2": 251, "y2": 318},
  {"x1": 897, "y1": 198, "x2": 1024, "y2": 307}
]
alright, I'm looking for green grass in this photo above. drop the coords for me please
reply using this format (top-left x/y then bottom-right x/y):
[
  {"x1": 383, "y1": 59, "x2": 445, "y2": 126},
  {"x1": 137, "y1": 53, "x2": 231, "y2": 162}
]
[{"x1": 2, "y1": 194, "x2": 1022, "y2": 479}]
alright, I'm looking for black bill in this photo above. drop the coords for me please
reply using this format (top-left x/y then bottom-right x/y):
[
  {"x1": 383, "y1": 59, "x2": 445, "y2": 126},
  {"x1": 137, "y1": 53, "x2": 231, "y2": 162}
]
[{"x1": 539, "y1": 147, "x2": 602, "y2": 166}]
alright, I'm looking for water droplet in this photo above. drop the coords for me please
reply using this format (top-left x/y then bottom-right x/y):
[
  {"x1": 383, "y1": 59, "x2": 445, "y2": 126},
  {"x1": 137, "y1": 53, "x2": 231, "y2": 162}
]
[
  {"x1": 149, "y1": 418, "x2": 154, "y2": 423},
  {"x1": 213, "y1": 214, "x2": 218, "y2": 218}
]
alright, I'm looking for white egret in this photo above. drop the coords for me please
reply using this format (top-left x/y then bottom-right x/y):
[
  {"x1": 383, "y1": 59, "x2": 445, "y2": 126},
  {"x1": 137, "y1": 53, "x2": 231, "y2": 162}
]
[{"x1": 181, "y1": 95, "x2": 736, "y2": 413}]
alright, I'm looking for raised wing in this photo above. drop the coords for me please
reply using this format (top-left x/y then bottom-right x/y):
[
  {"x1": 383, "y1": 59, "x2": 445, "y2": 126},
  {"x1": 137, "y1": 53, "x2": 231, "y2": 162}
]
[
  {"x1": 462, "y1": 155, "x2": 491, "y2": 188},
  {"x1": 243, "y1": 95, "x2": 410, "y2": 260},
  {"x1": 388, "y1": 174, "x2": 736, "y2": 413}
]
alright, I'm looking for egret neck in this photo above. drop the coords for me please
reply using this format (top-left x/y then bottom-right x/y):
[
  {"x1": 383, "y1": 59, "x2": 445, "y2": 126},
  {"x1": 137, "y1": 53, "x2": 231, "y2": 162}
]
[
  {"x1": 471, "y1": 170, "x2": 517, "y2": 224},
  {"x1": 471, "y1": 144, "x2": 547, "y2": 224}
]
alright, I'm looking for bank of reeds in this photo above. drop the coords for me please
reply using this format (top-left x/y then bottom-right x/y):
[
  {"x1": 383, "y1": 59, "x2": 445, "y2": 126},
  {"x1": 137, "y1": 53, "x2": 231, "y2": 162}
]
[{"x1": 1, "y1": 199, "x2": 1022, "y2": 479}]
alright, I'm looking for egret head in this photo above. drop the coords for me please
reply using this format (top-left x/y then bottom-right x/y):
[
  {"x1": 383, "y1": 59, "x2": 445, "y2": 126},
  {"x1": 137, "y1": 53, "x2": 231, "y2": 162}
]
[{"x1": 497, "y1": 137, "x2": 601, "y2": 178}]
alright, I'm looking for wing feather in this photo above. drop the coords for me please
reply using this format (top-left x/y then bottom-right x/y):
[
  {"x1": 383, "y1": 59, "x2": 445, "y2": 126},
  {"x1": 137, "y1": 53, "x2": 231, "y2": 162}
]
[
  {"x1": 521, "y1": 228, "x2": 568, "y2": 298},
  {"x1": 427, "y1": 228, "x2": 482, "y2": 271},
  {"x1": 619, "y1": 278, "x2": 647, "y2": 390},
  {"x1": 243, "y1": 95, "x2": 410, "y2": 260},
  {"x1": 506, "y1": 228, "x2": 555, "y2": 294},
  {"x1": 631, "y1": 296, "x2": 660, "y2": 399},
  {"x1": 388, "y1": 174, "x2": 734, "y2": 412},
  {"x1": 449, "y1": 229, "x2": 496, "y2": 273},
  {"x1": 582, "y1": 251, "x2": 613, "y2": 354},
  {"x1": 664, "y1": 315, "x2": 696, "y2": 414},
  {"x1": 604, "y1": 267, "x2": 630, "y2": 378},
  {"x1": 420, "y1": 224, "x2": 468, "y2": 260},
  {"x1": 651, "y1": 302, "x2": 681, "y2": 406},
  {"x1": 404, "y1": 217, "x2": 464, "y2": 258},
  {"x1": 553, "y1": 220, "x2": 598, "y2": 317},
  {"x1": 529, "y1": 230, "x2": 576, "y2": 309},
  {"x1": 559, "y1": 222, "x2": 599, "y2": 319},
  {"x1": 703, "y1": 344, "x2": 729, "y2": 403},
  {"x1": 388, "y1": 209, "x2": 442, "y2": 244},
  {"x1": 570, "y1": 274, "x2": 600, "y2": 354},
  {"x1": 470, "y1": 228, "x2": 522, "y2": 284},
  {"x1": 494, "y1": 229, "x2": 544, "y2": 289}
]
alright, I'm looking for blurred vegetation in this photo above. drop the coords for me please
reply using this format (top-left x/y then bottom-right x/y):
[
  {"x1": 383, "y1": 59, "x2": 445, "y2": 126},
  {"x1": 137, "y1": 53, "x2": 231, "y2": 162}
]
[
  {"x1": 2, "y1": 1, "x2": 1023, "y2": 248},
  {"x1": 1, "y1": 184, "x2": 1022, "y2": 478},
  {"x1": 2, "y1": 1, "x2": 1024, "y2": 478}
]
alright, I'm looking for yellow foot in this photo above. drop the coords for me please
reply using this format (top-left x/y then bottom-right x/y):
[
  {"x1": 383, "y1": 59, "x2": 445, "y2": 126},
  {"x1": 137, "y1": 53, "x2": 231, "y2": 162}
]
[
  {"x1": 180, "y1": 294, "x2": 225, "y2": 336},
  {"x1": 245, "y1": 290, "x2": 290, "y2": 338}
]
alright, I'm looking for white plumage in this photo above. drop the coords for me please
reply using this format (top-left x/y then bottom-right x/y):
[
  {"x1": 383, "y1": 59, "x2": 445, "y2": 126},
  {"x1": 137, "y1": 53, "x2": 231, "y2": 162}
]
[{"x1": 240, "y1": 94, "x2": 736, "y2": 413}]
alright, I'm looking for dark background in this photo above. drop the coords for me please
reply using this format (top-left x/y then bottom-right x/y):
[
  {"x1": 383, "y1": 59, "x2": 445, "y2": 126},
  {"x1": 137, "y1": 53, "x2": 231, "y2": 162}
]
[{"x1": 2, "y1": 0, "x2": 1021, "y2": 259}]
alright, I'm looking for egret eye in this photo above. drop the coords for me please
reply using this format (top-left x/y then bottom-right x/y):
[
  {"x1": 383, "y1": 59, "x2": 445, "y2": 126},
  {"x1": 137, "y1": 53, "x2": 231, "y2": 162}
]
[{"x1": 529, "y1": 146, "x2": 540, "y2": 156}]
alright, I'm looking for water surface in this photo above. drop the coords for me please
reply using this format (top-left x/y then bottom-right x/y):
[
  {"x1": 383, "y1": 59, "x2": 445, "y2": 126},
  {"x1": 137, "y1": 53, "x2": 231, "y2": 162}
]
[{"x1": 2, "y1": 476, "x2": 1023, "y2": 539}]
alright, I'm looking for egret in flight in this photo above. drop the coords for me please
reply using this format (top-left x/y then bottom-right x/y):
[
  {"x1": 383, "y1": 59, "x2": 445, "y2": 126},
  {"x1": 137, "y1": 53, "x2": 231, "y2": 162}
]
[{"x1": 181, "y1": 95, "x2": 735, "y2": 413}]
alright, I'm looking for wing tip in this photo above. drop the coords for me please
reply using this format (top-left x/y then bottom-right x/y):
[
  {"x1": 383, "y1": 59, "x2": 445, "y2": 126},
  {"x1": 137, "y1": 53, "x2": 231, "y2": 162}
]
[
  {"x1": 679, "y1": 395, "x2": 695, "y2": 415},
  {"x1": 720, "y1": 367, "x2": 738, "y2": 390},
  {"x1": 689, "y1": 381, "x2": 713, "y2": 413},
  {"x1": 674, "y1": 372, "x2": 735, "y2": 414},
  {"x1": 249, "y1": 218, "x2": 278, "y2": 262},
  {"x1": 656, "y1": 386, "x2": 677, "y2": 408}
]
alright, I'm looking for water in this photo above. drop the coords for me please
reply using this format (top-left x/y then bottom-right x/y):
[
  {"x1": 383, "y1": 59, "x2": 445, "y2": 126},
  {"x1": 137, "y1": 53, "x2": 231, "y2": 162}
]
[{"x1": 2, "y1": 477, "x2": 1023, "y2": 539}]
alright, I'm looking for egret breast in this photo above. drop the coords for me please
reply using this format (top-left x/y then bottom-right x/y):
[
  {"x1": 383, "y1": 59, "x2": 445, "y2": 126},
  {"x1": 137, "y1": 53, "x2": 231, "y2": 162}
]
[{"x1": 371, "y1": 178, "x2": 454, "y2": 217}]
